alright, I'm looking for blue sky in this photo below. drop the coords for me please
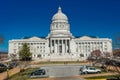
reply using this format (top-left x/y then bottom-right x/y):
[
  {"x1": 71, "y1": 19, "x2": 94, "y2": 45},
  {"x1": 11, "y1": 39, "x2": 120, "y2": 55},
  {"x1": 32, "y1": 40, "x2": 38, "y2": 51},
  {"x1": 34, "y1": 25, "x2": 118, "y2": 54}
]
[{"x1": 0, "y1": 0, "x2": 120, "y2": 52}]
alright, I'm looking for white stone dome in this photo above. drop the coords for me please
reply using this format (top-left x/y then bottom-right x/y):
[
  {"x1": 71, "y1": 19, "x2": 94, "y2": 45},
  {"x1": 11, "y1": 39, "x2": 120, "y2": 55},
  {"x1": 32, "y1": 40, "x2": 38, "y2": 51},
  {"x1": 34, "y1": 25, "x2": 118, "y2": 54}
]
[{"x1": 52, "y1": 7, "x2": 68, "y2": 21}]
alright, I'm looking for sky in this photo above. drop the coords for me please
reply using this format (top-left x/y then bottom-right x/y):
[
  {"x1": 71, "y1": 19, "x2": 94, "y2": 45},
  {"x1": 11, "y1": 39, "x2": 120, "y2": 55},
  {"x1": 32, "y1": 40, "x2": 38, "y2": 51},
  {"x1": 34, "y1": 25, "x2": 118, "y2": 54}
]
[{"x1": 0, "y1": 0, "x2": 120, "y2": 52}]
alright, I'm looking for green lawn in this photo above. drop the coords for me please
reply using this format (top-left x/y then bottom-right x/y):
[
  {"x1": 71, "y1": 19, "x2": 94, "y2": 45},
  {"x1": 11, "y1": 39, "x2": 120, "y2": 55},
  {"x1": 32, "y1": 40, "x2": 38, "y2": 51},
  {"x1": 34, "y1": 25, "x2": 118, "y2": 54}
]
[
  {"x1": 9, "y1": 68, "x2": 39, "y2": 80},
  {"x1": 37, "y1": 61, "x2": 88, "y2": 64}
]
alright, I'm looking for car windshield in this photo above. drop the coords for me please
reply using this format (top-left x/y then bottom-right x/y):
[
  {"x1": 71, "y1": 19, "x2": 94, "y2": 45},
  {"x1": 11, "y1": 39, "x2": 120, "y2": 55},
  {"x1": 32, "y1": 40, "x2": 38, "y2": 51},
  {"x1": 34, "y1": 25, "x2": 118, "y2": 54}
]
[
  {"x1": 89, "y1": 68, "x2": 95, "y2": 70},
  {"x1": 35, "y1": 69, "x2": 45, "y2": 72},
  {"x1": 0, "y1": 64, "x2": 6, "y2": 67}
]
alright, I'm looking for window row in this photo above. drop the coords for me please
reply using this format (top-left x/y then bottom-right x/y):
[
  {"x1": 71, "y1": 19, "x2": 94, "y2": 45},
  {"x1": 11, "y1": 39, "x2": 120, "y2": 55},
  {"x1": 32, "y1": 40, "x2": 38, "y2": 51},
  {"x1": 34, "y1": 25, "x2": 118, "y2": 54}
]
[
  {"x1": 76, "y1": 42, "x2": 103, "y2": 44},
  {"x1": 14, "y1": 42, "x2": 45, "y2": 45},
  {"x1": 18, "y1": 46, "x2": 45, "y2": 49},
  {"x1": 31, "y1": 50, "x2": 45, "y2": 53}
]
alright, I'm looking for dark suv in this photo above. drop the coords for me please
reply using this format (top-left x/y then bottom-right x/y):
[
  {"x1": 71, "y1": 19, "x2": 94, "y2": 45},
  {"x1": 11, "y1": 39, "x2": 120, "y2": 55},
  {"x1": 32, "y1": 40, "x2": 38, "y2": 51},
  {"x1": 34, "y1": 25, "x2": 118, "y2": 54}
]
[
  {"x1": 0, "y1": 63, "x2": 7, "y2": 68},
  {"x1": 9, "y1": 62, "x2": 18, "y2": 69},
  {"x1": 30, "y1": 69, "x2": 46, "y2": 76},
  {"x1": 0, "y1": 63, "x2": 7, "y2": 73}
]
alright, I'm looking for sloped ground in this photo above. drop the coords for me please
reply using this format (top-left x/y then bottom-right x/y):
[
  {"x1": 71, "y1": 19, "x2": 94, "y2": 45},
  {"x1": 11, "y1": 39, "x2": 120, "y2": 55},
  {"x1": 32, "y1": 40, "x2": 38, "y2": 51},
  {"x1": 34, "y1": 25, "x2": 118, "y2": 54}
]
[
  {"x1": 0, "y1": 67, "x2": 20, "y2": 80},
  {"x1": 0, "y1": 63, "x2": 119, "y2": 80},
  {"x1": 28, "y1": 72, "x2": 119, "y2": 80}
]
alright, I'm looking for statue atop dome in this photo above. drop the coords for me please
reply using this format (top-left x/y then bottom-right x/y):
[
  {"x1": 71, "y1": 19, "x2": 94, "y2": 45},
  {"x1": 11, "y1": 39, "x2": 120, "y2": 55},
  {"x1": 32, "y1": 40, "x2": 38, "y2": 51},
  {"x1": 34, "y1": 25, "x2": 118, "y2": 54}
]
[{"x1": 58, "y1": 6, "x2": 62, "y2": 13}]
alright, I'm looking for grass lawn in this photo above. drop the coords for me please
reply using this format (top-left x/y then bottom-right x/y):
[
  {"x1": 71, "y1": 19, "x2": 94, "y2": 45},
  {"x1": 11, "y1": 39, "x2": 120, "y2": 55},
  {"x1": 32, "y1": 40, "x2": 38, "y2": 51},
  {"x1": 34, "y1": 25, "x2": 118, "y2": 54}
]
[
  {"x1": 37, "y1": 61, "x2": 88, "y2": 64},
  {"x1": 9, "y1": 68, "x2": 47, "y2": 80}
]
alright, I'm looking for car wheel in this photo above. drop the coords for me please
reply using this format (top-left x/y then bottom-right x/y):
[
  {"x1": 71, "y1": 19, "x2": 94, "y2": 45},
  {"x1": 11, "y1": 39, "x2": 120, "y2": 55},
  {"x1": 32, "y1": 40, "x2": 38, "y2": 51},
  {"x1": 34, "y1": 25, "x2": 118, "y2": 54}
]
[
  {"x1": 97, "y1": 71, "x2": 101, "y2": 73},
  {"x1": 43, "y1": 73, "x2": 45, "y2": 75},
  {"x1": 84, "y1": 71, "x2": 88, "y2": 74}
]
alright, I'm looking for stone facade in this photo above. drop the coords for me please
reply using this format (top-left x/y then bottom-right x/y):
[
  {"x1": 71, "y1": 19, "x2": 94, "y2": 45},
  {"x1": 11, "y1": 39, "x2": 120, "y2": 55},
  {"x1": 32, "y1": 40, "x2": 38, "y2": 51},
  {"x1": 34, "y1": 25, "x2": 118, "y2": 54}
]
[{"x1": 8, "y1": 7, "x2": 112, "y2": 61}]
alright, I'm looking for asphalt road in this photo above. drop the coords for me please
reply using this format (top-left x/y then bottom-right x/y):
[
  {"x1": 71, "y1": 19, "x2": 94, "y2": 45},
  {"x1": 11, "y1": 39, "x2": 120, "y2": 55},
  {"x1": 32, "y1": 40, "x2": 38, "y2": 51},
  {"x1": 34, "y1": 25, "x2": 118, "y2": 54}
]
[{"x1": 41, "y1": 65, "x2": 82, "y2": 77}]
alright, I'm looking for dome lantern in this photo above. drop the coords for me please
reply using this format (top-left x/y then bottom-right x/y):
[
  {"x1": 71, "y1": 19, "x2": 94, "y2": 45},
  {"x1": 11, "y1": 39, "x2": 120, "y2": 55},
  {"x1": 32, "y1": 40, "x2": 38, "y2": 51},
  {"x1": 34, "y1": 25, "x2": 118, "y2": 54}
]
[{"x1": 58, "y1": 6, "x2": 62, "y2": 13}]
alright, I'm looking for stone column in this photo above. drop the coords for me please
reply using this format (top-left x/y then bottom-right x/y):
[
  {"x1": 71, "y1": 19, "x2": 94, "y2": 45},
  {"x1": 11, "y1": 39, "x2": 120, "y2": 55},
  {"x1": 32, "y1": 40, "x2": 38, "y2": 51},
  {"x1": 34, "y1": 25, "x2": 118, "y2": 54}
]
[
  {"x1": 52, "y1": 40, "x2": 53, "y2": 53},
  {"x1": 56, "y1": 40, "x2": 58, "y2": 53},
  {"x1": 57, "y1": 40, "x2": 59, "y2": 53},
  {"x1": 62, "y1": 40, "x2": 64, "y2": 54},
  {"x1": 64, "y1": 40, "x2": 66, "y2": 53},
  {"x1": 65, "y1": 40, "x2": 67, "y2": 53},
  {"x1": 58, "y1": 40, "x2": 60, "y2": 53},
  {"x1": 77, "y1": 42, "x2": 78, "y2": 52},
  {"x1": 63, "y1": 40, "x2": 65, "y2": 53},
  {"x1": 61, "y1": 40, "x2": 62, "y2": 53},
  {"x1": 83, "y1": 42, "x2": 85, "y2": 53},
  {"x1": 51, "y1": 39, "x2": 53, "y2": 53},
  {"x1": 68, "y1": 40, "x2": 70, "y2": 53},
  {"x1": 53, "y1": 40, "x2": 55, "y2": 53},
  {"x1": 54, "y1": 40, "x2": 57, "y2": 53},
  {"x1": 67, "y1": 40, "x2": 69, "y2": 53},
  {"x1": 50, "y1": 39, "x2": 52, "y2": 53}
]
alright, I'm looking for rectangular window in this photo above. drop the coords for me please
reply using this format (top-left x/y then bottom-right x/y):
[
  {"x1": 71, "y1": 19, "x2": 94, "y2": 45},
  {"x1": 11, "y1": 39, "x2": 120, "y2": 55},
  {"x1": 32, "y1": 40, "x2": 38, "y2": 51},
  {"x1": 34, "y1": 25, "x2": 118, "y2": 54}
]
[
  {"x1": 105, "y1": 45, "x2": 107, "y2": 47},
  {"x1": 18, "y1": 46, "x2": 21, "y2": 50},
  {"x1": 14, "y1": 49, "x2": 16, "y2": 53},
  {"x1": 37, "y1": 46, "x2": 39, "y2": 48},
  {"x1": 104, "y1": 42, "x2": 107, "y2": 44},
  {"x1": 105, "y1": 48, "x2": 107, "y2": 50},
  {"x1": 37, "y1": 43, "x2": 39, "y2": 45}
]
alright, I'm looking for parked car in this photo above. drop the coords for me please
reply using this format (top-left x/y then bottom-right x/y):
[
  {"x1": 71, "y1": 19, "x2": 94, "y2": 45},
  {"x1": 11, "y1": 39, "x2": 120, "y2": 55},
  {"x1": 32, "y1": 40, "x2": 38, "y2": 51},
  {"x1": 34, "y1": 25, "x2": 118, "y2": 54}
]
[
  {"x1": 80, "y1": 67, "x2": 101, "y2": 74},
  {"x1": 9, "y1": 62, "x2": 18, "y2": 69},
  {"x1": 0, "y1": 63, "x2": 7, "y2": 73},
  {"x1": 79, "y1": 65, "x2": 87, "y2": 70},
  {"x1": 30, "y1": 69, "x2": 47, "y2": 78},
  {"x1": 0, "y1": 63, "x2": 7, "y2": 68}
]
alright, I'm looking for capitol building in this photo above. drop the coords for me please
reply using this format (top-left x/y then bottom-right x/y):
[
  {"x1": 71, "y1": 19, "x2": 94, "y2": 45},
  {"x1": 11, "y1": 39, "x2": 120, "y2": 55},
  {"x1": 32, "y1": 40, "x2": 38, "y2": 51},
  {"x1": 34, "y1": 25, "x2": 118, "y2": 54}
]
[{"x1": 9, "y1": 7, "x2": 112, "y2": 61}]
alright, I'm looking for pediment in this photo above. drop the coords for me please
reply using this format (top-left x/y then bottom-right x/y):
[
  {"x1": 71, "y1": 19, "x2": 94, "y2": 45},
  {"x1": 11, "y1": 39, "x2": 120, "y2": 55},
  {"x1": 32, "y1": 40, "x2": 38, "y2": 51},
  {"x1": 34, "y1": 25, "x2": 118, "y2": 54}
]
[
  {"x1": 29, "y1": 36, "x2": 43, "y2": 40},
  {"x1": 78, "y1": 36, "x2": 93, "y2": 40}
]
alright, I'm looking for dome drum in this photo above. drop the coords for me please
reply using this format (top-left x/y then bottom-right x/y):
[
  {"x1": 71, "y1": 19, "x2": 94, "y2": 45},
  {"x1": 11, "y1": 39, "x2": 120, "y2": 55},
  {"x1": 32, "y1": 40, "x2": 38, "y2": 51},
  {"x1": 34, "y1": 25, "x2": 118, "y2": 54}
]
[{"x1": 49, "y1": 6, "x2": 73, "y2": 38}]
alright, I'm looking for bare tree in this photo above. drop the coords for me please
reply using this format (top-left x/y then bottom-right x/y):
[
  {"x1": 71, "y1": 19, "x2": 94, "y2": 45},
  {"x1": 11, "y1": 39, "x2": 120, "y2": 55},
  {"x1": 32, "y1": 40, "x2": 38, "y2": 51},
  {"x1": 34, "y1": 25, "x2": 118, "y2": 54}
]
[
  {"x1": 90, "y1": 49, "x2": 102, "y2": 59},
  {"x1": 88, "y1": 49, "x2": 102, "y2": 66},
  {"x1": 10, "y1": 54, "x2": 17, "y2": 61},
  {"x1": 0, "y1": 34, "x2": 4, "y2": 44},
  {"x1": 113, "y1": 49, "x2": 120, "y2": 57},
  {"x1": 104, "y1": 52, "x2": 111, "y2": 58}
]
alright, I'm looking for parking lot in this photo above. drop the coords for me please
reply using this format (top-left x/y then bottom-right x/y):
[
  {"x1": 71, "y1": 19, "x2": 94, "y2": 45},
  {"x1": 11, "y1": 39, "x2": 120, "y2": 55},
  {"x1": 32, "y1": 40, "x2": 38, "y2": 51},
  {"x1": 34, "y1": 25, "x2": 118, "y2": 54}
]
[{"x1": 40, "y1": 65, "x2": 83, "y2": 77}]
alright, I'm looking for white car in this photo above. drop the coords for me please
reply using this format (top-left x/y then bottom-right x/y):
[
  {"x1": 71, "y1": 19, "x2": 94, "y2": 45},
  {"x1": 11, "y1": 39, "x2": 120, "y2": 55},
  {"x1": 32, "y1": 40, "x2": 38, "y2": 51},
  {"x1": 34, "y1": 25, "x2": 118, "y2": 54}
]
[{"x1": 80, "y1": 67, "x2": 101, "y2": 74}]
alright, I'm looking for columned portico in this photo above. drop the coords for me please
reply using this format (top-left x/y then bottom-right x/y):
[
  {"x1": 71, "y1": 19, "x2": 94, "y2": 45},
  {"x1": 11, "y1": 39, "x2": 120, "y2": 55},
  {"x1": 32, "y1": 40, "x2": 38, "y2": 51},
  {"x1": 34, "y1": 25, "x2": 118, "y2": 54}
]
[
  {"x1": 50, "y1": 38, "x2": 71, "y2": 54},
  {"x1": 48, "y1": 6, "x2": 73, "y2": 58}
]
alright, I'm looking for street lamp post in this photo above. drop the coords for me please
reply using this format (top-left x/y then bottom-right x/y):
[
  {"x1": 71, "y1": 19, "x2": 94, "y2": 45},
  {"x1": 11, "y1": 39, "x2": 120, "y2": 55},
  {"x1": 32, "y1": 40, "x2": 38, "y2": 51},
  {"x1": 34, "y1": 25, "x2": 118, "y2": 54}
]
[
  {"x1": 6, "y1": 68, "x2": 9, "y2": 80},
  {"x1": 6, "y1": 63, "x2": 9, "y2": 80}
]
